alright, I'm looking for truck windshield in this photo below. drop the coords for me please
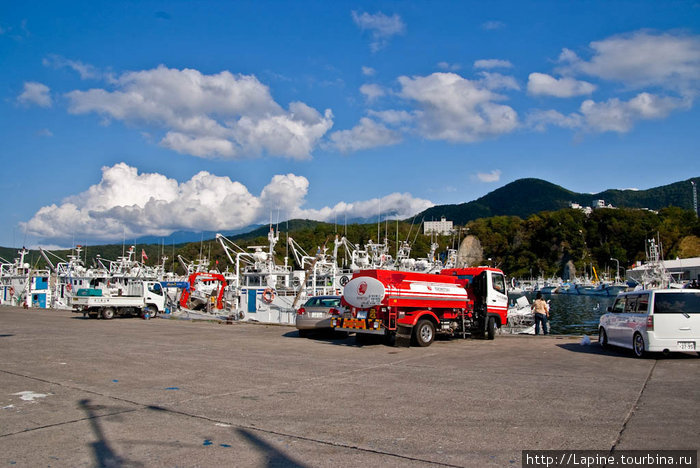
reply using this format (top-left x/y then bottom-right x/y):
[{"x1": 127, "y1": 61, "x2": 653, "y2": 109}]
[{"x1": 653, "y1": 292, "x2": 700, "y2": 313}]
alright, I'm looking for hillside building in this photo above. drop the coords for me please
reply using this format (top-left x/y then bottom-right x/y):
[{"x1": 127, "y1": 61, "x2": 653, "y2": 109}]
[{"x1": 424, "y1": 217, "x2": 454, "y2": 236}]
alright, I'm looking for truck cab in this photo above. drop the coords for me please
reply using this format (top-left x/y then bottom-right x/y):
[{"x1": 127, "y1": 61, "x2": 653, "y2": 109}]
[{"x1": 441, "y1": 267, "x2": 509, "y2": 332}]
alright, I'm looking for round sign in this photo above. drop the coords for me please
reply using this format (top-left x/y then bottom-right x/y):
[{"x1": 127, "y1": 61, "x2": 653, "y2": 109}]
[{"x1": 343, "y1": 276, "x2": 385, "y2": 308}]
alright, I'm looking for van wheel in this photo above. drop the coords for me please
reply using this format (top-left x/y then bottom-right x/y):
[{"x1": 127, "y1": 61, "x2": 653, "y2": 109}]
[
  {"x1": 486, "y1": 316, "x2": 496, "y2": 340},
  {"x1": 413, "y1": 319, "x2": 435, "y2": 347},
  {"x1": 145, "y1": 305, "x2": 158, "y2": 318},
  {"x1": 101, "y1": 308, "x2": 115, "y2": 320},
  {"x1": 632, "y1": 332, "x2": 646, "y2": 358},
  {"x1": 598, "y1": 327, "x2": 608, "y2": 350}
]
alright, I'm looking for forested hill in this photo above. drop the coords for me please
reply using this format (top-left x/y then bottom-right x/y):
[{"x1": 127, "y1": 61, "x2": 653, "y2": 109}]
[{"x1": 417, "y1": 177, "x2": 700, "y2": 224}]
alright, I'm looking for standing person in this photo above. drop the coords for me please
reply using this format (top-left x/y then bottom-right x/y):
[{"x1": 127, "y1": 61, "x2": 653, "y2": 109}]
[{"x1": 531, "y1": 292, "x2": 549, "y2": 335}]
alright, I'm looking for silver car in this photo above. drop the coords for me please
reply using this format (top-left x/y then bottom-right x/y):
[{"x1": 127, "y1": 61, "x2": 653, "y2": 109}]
[{"x1": 295, "y1": 295, "x2": 343, "y2": 337}]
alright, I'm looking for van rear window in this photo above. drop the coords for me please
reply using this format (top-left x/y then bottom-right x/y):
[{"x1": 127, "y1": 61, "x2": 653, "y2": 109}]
[{"x1": 653, "y1": 293, "x2": 700, "y2": 314}]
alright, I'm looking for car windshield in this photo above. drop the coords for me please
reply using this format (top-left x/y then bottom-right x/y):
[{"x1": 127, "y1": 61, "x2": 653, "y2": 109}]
[{"x1": 653, "y1": 292, "x2": 700, "y2": 313}]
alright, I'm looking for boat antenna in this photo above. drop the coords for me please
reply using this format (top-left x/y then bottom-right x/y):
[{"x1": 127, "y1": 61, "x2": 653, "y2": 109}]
[
  {"x1": 377, "y1": 198, "x2": 381, "y2": 242},
  {"x1": 411, "y1": 218, "x2": 423, "y2": 247},
  {"x1": 396, "y1": 219, "x2": 399, "y2": 258}
]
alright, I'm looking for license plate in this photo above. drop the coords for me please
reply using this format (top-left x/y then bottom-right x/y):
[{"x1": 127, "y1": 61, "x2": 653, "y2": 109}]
[
  {"x1": 357, "y1": 310, "x2": 367, "y2": 319},
  {"x1": 678, "y1": 341, "x2": 696, "y2": 351},
  {"x1": 343, "y1": 319, "x2": 366, "y2": 329},
  {"x1": 309, "y1": 312, "x2": 325, "y2": 318}
]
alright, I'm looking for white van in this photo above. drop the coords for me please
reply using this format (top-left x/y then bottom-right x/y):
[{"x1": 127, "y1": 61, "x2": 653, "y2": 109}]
[{"x1": 598, "y1": 289, "x2": 700, "y2": 358}]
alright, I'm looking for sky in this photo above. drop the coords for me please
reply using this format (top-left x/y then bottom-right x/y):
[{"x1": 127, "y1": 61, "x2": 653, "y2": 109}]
[{"x1": 1, "y1": 0, "x2": 699, "y2": 249}]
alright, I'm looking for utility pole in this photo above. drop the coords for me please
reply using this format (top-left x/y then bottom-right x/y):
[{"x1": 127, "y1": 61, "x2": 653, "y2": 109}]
[{"x1": 692, "y1": 181, "x2": 698, "y2": 218}]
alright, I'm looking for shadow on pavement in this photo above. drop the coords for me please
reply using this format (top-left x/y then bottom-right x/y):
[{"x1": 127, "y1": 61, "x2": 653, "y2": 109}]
[
  {"x1": 557, "y1": 343, "x2": 700, "y2": 359},
  {"x1": 79, "y1": 399, "x2": 141, "y2": 468},
  {"x1": 236, "y1": 428, "x2": 308, "y2": 468}
]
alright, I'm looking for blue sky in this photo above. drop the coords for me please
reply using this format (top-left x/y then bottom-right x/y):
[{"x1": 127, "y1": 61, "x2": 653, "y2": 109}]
[{"x1": 1, "y1": 1, "x2": 699, "y2": 248}]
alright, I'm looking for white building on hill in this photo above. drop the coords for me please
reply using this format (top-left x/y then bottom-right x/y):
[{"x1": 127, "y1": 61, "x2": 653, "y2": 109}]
[{"x1": 424, "y1": 216, "x2": 454, "y2": 235}]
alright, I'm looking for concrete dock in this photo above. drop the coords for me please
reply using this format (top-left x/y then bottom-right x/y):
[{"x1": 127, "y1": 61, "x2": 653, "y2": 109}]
[{"x1": 1, "y1": 306, "x2": 698, "y2": 467}]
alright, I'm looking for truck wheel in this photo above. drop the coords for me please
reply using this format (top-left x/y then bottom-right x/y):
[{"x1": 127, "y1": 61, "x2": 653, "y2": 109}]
[
  {"x1": 486, "y1": 316, "x2": 496, "y2": 340},
  {"x1": 101, "y1": 308, "x2": 115, "y2": 320},
  {"x1": 355, "y1": 333, "x2": 370, "y2": 345},
  {"x1": 413, "y1": 319, "x2": 435, "y2": 347},
  {"x1": 145, "y1": 305, "x2": 158, "y2": 318},
  {"x1": 395, "y1": 325, "x2": 412, "y2": 347}
]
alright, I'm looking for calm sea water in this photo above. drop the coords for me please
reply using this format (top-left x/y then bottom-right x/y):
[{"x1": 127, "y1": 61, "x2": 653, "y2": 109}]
[{"x1": 514, "y1": 292, "x2": 617, "y2": 335}]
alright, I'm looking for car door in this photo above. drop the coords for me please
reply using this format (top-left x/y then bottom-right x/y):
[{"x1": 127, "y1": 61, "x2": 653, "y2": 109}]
[
  {"x1": 652, "y1": 291, "x2": 700, "y2": 348},
  {"x1": 487, "y1": 271, "x2": 509, "y2": 321},
  {"x1": 605, "y1": 295, "x2": 626, "y2": 345},
  {"x1": 618, "y1": 294, "x2": 639, "y2": 346}
]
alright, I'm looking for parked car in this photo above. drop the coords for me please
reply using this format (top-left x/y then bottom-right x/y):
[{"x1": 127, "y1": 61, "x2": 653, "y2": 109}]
[
  {"x1": 295, "y1": 295, "x2": 344, "y2": 337},
  {"x1": 598, "y1": 289, "x2": 700, "y2": 358}
]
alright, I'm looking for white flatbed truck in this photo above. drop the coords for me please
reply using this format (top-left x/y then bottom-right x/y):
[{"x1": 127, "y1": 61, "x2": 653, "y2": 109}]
[{"x1": 72, "y1": 281, "x2": 166, "y2": 319}]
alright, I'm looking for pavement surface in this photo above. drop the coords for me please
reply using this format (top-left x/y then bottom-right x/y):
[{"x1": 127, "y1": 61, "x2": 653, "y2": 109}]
[{"x1": 0, "y1": 305, "x2": 698, "y2": 467}]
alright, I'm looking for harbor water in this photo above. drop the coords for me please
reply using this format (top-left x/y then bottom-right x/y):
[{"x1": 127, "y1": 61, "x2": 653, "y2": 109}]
[{"x1": 513, "y1": 292, "x2": 617, "y2": 335}]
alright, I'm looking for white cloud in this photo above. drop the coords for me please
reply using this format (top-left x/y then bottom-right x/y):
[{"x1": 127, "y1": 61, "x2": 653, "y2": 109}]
[
  {"x1": 352, "y1": 11, "x2": 405, "y2": 52},
  {"x1": 21, "y1": 163, "x2": 431, "y2": 244},
  {"x1": 437, "y1": 62, "x2": 461, "y2": 71},
  {"x1": 526, "y1": 109, "x2": 582, "y2": 132},
  {"x1": 527, "y1": 72, "x2": 596, "y2": 97},
  {"x1": 17, "y1": 82, "x2": 52, "y2": 107},
  {"x1": 361, "y1": 66, "x2": 376, "y2": 76},
  {"x1": 36, "y1": 128, "x2": 53, "y2": 137},
  {"x1": 526, "y1": 92, "x2": 687, "y2": 133},
  {"x1": 557, "y1": 30, "x2": 700, "y2": 95},
  {"x1": 367, "y1": 109, "x2": 414, "y2": 125},
  {"x1": 328, "y1": 117, "x2": 402, "y2": 153},
  {"x1": 397, "y1": 72, "x2": 518, "y2": 142},
  {"x1": 475, "y1": 170, "x2": 502, "y2": 183},
  {"x1": 474, "y1": 59, "x2": 513, "y2": 69},
  {"x1": 359, "y1": 83, "x2": 385, "y2": 101},
  {"x1": 43, "y1": 54, "x2": 111, "y2": 81},
  {"x1": 64, "y1": 65, "x2": 333, "y2": 160},
  {"x1": 478, "y1": 72, "x2": 520, "y2": 91},
  {"x1": 579, "y1": 92, "x2": 688, "y2": 132},
  {"x1": 482, "y1": 21, "x2": 505, "y2": 31},
  {"x1": 299, "y1": 192, "x2": 433, "y2": 223}
]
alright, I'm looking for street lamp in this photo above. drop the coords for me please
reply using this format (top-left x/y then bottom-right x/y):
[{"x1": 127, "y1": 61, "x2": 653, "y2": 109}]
[{"x1": 610, "y1": 257, "x2": 620, "y2": 282}]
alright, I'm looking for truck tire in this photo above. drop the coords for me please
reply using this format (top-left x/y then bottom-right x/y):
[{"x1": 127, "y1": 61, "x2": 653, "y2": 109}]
[
  {"x1": 395, "y1": 325, "x2": 412, "y2": 347},
  {"x1": 355, "y1": 332, "x2": 370, "y2": 345},
  {"x1": 413, "y1": 319, "x2": 435, "y2": 347},
  {"x1": 486, "y1": 316, "x2": 496, "y2": 340},
  {"x1": 145, "y1": 305, "x2": 158, "y2": 318},
  {"x1": 101, "y1": 308, "x2": 115, "y2": 320}
]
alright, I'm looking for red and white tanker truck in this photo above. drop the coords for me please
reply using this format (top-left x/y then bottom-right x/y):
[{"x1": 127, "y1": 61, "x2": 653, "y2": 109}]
[{"x1": 331, "y1": 267, "x2": 508, "y2": 347}]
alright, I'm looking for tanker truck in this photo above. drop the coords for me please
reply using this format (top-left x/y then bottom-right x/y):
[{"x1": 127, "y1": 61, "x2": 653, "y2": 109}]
[{"x1": 331, "y1": 267, "x2": 508, "y2": 347}]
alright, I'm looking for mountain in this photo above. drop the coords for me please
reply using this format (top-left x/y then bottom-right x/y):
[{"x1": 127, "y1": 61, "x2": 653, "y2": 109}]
[
  {"x1": 131, "y1": 225, "x2": 263, "y2": 245},
  {"x1": 416, "y1": 177, "x2": 700, "y2": 224}
]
